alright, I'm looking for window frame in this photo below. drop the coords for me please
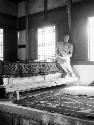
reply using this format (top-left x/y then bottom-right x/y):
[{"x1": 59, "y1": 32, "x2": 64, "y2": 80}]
[
  {"x1": 37, "y1": 25, "x2": 56, "y2": 62},
  {"x1": 0, "y1": 29, "x2": 3, "y2": 61}
]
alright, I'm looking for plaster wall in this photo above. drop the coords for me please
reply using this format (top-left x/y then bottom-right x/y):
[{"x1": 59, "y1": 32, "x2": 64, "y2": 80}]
[{"x1": 73, "y1": 65, "x2": 94, "y2": 86}]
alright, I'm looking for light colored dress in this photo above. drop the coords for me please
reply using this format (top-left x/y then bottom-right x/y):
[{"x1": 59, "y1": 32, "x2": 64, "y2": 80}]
[
  {"x1": 56, "y1": 42, "x2": 73, "y2": 63},
  {"x1": 56, "y1": 41, "x2": 75, "y2": 77}
]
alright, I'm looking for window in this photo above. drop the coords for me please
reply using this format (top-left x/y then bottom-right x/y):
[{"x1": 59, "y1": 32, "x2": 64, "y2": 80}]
[
  {"x1": 0, "y1": 29, "x2": 3, "y2": 61},
  {"x1": 37, "y1": 26, "x2": 56, "y2": 61},
  {"x1": 88, "y1": 17, "x2": 94, "y2": 61}
]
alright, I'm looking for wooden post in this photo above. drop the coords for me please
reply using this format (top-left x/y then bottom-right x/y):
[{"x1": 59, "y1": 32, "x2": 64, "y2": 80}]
[
  {"x1": 44, "y1": 0, "x2": 48, "y2": 21},
  {"x1": 26, "y1": 0, "x2": 29, "y2": 60},
  {"x1": 42, "y1": 114, "x2": 49, "y2": 125},
  {"x1": 67, "y1": 0, "x2": 72, "y2": 33},
  {"x1": 16, "y1": 90, "x2": 20, "y2": 100}
]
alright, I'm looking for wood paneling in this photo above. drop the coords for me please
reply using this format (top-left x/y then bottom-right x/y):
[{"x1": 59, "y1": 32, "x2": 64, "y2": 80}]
[
  {"x1": 18, "y1": 6, "x2": 68, "y2": 30},
  {"x1": 71, "y1": 1, "x2": 94, "y2": 61},
  {"x1": 18, "y1": 0, "x2": 82, "y2": 17},
  {"x1": 18, "y1": 0, "x2": 94, "y2": 62},
  {"x1": 0, "y1": 0, "x2": 18, "y2": 61},
  {"x1": 0, "y1": 13, "x2": 17, "y2": 29},
  {"x1": 4, "y1": 29, "x2": 17, "y2": 61},
  {"x1": 0, "y1": 0, "x2": 18, "y2": 17}
]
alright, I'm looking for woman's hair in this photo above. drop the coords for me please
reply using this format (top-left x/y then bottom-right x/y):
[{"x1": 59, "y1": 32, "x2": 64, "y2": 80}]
[
  {"x1": 64, "y1": 32, "x2": 69, "y2": 37},
  {"x1": 63, "y1": 33, "x2": 69, "y2": 42},
  {"x1": 64, "y1": 32, "x2": 69, "y2": 36},
  {"x1": 62, "y1": 33, "x2": 69, "y2": 40}
]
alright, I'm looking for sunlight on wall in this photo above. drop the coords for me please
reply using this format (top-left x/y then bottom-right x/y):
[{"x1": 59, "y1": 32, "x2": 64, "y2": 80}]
[
  {"x1": 88, "y1": 17, "x2": 94, "y2": 61},
  {"x1": 0, "y1": 29, "x2": 3, "y2": 61},
  {"x1": 73, "y1": 65, "x2": 94, "y2": 86}
]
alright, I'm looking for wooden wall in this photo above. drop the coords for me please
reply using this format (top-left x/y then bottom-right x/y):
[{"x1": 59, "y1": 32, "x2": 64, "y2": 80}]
[
  {"x1": 0, "y1": 0, "x2": 18, "y2": 61},
  {"x1": 18, "y1": 0, "x2": 71, "y2": 60},
  {"x1": 72, "y1": 0, "x2": 94, "y2": 61},
  {"x1": 18, "y1": 0, "x2": 94, "y2": 62}
]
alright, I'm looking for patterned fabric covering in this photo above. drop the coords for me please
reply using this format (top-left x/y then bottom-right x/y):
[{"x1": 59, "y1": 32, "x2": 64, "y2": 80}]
[
  {"x1": 14, "y1": 86, "x2": 94, "y2": 120},
  {"x1": 1, "y1": 61, "x2": 65, "y2": 78},
  {"x1": 2, "y1": 62, "x2": 20, "y2": 77}
]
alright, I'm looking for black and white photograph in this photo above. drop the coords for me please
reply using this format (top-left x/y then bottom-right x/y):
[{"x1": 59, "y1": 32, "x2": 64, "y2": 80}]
[{"x1": 0, "y1": 0, "x2": 94, "y2": 124}]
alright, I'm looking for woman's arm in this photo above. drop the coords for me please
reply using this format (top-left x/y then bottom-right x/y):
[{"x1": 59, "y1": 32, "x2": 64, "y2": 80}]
[
  {"x1": 68, "y1": 44, "x2": 73, "y2": 57},
  {"x1": 56, "y1": 43, "x2": 62, "y2": 56}
]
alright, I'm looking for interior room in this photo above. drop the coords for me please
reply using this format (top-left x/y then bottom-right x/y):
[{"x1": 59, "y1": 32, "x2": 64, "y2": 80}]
[{"x1": 0, "y1": 0, "x2": 94, "y2": 125}]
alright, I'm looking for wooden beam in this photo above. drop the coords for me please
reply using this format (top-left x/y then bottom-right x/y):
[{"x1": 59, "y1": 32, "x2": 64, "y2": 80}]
[
  {"x1": 26, "y1": 0, "x2": 29, "y2": 60},
  {"x1": 67, "y1": 0, "x2": 72, "y2": 33},
  {"x1": 44, "y1": 0, "x2": 47, "y2": 12},
  {"x1": 44, "y1": 0, "x2": 48, "y2": 21}
]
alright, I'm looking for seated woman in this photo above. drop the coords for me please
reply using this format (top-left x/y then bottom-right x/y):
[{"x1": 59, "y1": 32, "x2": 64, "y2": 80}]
[{"x1": 56, "y1": 33, "x2": 77, "y2": 78}]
